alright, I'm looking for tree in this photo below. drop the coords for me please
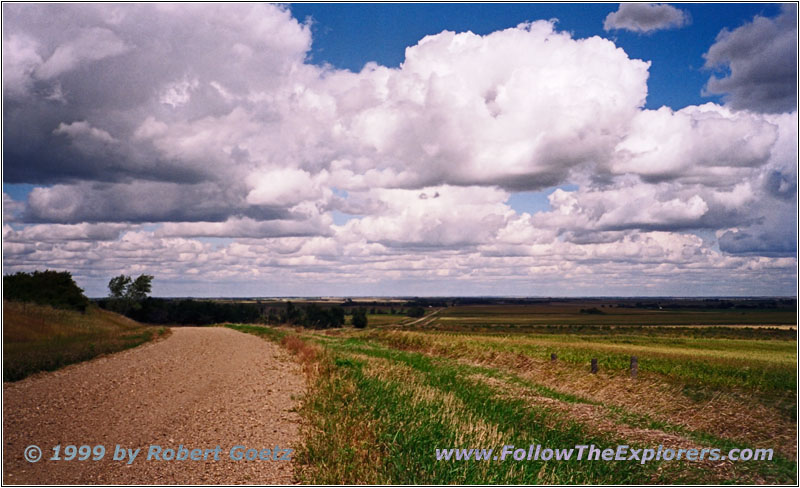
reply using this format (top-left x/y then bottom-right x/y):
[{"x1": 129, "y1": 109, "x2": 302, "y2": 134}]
[
  {"x1": 352, "y1": 308, "x2": 368, "y2": 329},
  {"x1": 107, "y1": 274, "x2": 153, "y2": 315},
  {"x1": 129, "y1": 275, "x2": 153, "y2": 300},
  {"x1": 108, "y1": 275, "x2": 132, "y2": 299}
]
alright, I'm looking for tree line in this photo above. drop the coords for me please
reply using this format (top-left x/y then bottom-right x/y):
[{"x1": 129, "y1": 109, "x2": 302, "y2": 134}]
[
  {"x1": 98, "y1": 274, "x2": 370, "y2": 328},
  {"x1": 3, "y1": 270, "x2": 431, "y2": 329}
]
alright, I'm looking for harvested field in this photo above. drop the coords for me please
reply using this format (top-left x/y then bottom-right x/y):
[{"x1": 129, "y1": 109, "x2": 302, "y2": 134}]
[{"x1": 231, "y1": 322, "x2": 797, "y2": 484}]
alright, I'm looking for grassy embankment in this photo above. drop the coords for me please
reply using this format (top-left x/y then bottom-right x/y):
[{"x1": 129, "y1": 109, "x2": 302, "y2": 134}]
[
  {"x1": 227, "y1": 321, "x2": 797, "y2": 485},
  {"x1": 4, "y1": 301, "x2": 168, "y2": 382}
]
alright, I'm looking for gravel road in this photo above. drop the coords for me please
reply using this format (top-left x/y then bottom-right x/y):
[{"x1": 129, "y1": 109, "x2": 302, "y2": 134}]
[{"x1": 3, "y1": 327, "x2": 305, "y2": 484}]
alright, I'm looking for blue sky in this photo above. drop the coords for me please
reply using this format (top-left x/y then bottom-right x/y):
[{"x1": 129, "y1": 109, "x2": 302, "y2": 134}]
[{"x1": 3, "y1": 3, "x2": 796, "y2": 297}]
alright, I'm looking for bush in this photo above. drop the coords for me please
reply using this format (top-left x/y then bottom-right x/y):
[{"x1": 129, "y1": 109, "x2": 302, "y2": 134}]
[
  {"x1": 352, "y1": 308, "x2": 368, "y2": 328},
  {"x1": 3, "y1": 270, "x2": 89, "y2": 312}
]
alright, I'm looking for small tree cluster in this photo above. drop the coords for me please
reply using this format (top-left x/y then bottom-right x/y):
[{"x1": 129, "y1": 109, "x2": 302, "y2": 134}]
[{"x1": 107, "y1": 274, "x2": 153, "y2": 314}]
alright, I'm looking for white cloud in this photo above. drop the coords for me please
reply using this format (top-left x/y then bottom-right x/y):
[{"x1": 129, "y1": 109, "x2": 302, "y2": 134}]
[
  {"x1": 339, "y1": 23, "x2": 651, "y2": 191},
  {"x1": 610, "y1": 103, "x2": 778, "y2": 183},
  {"x1": 532, "y1": 182, "x2": 712, "y2": 233},
  {"x1": 340, "y1": 186, "x2": 513, "y2": 247},
  {"x1": 245, "y1": 168, "x2": 327, "y2": 208}
]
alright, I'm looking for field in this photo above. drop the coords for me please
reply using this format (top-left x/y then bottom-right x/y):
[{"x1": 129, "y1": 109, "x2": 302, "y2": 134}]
[
  {"x1": 3, "y1": 301, "x2": 168, "y2": 382},
  {"x1": 227, "y1": 301, "x2": 797, "y2": 484},
  {"x1": 429, "y1": 301, "x2": 797, "y2": 327}
]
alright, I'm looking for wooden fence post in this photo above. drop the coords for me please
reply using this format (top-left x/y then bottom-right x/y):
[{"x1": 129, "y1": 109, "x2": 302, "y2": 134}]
[
  {"x1": 630, "y1": 356, "x2": 638, "y2": 379},
  {"x1": 590, "y1": 358, "x2": 598, "y2": 374}
]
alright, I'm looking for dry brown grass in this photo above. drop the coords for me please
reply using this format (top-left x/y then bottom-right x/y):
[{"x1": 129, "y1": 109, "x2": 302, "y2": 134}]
[{"x1": 280, "y1": 335, "x2": 320, "y2": 376}]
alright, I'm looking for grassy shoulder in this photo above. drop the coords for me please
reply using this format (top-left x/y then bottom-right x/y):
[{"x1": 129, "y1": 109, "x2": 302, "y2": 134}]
[{"x1": 4, "y1": 301, "x2": 169, "y2": 382}]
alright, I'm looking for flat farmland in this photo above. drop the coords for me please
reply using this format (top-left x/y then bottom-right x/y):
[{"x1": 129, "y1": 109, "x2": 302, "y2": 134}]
[{"x1": 429, "y1": 302, "x2": 796, "y2": 327}]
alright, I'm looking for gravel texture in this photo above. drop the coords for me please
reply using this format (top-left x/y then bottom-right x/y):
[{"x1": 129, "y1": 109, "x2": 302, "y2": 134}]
[{"x1": 3, "y1": 327, "x2": 305, "y2": 484}]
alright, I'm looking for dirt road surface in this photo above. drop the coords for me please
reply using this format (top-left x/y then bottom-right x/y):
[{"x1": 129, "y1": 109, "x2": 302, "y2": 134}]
[{"x1": 3, "y1": 327, "x2": 305, "y2": 484}]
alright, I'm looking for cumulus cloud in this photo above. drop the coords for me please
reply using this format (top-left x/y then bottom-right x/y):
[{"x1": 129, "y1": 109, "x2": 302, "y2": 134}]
[
  {"x1": 245, "y1": 168, "x2": 328, "y2": 208},
  {"x1": 341, "y1": 24, "x2": 650, "y2": 191},
  {"x1": 609, "y1": 103, "x2": 779, "y2": 184},
  {"x1": 339, "y1": 186, "x2": 513, "y2": 248},
  {"x1": 603, "y1": 4, "x2": 689, "y2": 33},
  {"x1": 2, "y1": 4, "x2": 795, "y2": 296},
  {"x1": 703, "y1": 5, "x2": 797, "y2": 113}
]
